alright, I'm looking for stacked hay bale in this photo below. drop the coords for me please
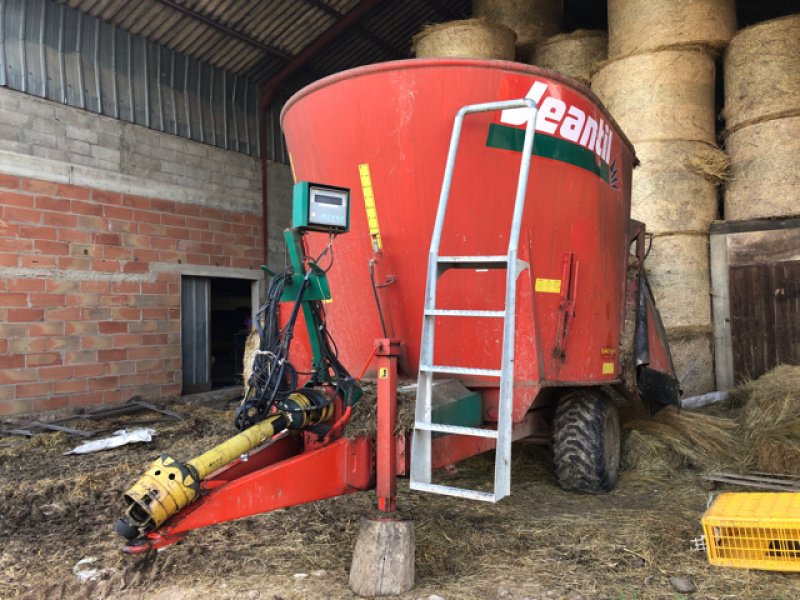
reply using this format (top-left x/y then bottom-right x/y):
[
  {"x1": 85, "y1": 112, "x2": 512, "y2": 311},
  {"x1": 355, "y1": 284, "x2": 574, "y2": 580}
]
[
  {"x1": 413, "y1": 19, "x2": 517, "y2": 60},
  {"x1": 723, "y1": 15, "x2": 800, "y2": 220},
  {"x1": 592, "y1": 0, "x2": 737, "y2": 396},
  {"x1": 527, "y1": 30, "x2": 607, "y2": 85},
  {"x1": 472, "y1": 0, "x2": 563, "y2": 59}
]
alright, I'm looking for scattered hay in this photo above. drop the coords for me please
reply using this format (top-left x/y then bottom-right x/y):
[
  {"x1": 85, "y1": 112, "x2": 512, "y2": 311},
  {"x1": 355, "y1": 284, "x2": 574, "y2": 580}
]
[
  {"x1": 413, "y1": 19, "x2": 516, "y2": 60},
  {"x1": 725, "y1": 116, "x2": 800, "y2": 221},
  {"x1": 591, "y1": 49, "x2": 717, "y2": 144},
  {"x1": 621, "y1": 430, "x2": 684, "y2": 474},
  {"x1": 739, "y1": 364, "x2": 800, "y2": 434},
  {"x1": 344, "y1": 382, "x2": 417, "y2": 437},
  {"x1": 622, "y1": 406, "x2": 738, "y2": 472},
  {"x1": 751, "y1": 420, "x2": 800, "y2": 476},
  {"x1": 687, "y1": 145, "x2": 731, "y2": 184},
  {"x1": 242, "y1": 329, "x2": 259, "y2": 388},
  {"x1": 723, "y1": 15, "x2": 800, "y2": 130},
  {"x1": 607, "y1": 0, "x2": 736, "y2": 59}
]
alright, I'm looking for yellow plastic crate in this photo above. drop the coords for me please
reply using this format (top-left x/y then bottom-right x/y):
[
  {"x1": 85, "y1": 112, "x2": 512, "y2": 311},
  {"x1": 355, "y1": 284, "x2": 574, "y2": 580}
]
[{"x1": 702, "y1": 492, "x2": 800, "y2": 572}]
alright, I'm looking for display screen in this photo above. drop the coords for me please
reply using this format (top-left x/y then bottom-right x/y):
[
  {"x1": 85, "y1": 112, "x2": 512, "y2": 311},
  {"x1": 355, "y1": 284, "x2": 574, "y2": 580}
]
[{"x1": 314, "y1": 193, "x2": 343, "y2": 206}]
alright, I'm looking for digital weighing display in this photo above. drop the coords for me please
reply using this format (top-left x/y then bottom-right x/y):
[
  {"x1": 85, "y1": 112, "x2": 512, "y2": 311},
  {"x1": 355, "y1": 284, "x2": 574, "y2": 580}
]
[{"x1": 292, "y1": 181, "x2": 350, "y2": 233}]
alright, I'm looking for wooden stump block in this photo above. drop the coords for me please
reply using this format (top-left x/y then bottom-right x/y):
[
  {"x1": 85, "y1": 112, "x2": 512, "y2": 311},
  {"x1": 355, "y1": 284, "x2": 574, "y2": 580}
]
[{"x1": 349, "y1": 516, "x2": 415, "y2": 597}]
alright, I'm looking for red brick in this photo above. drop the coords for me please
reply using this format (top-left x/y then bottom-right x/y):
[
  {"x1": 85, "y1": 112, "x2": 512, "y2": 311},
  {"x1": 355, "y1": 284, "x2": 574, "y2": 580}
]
[
  {"x1": 99, "y1": 321, "x2": 127, "y2": 334},
  {"x1": 103, "y1": 205, "x2": 133, "y2": 220},
  {"x1": 20, "y1": 256, "x2": 57, "y2": 270},
  {"x1": 39, "y1": 365, "x2": 73, "y2": 379},
  {"x1": 132, "y1": 209, "x2": 161, "y2": 224},
  {"x1": 0, "y1": 220, "x2": 18, "y2": 237},
  {"x1": 119, "y1": 373, "x2": 150, "y2": 386},
  {"x1": 68, "y1": 392, "x2": 105, "y2": 407},
  {"x1": 0, "y1": 254, "x2": 17, "y2": 267},
  {"x1": 165, "y1": 227, "x2": 191, "y2": 240},
  {"x1": 112, "y1": 334, "x2": 143, "y2": 348},
  {"x1": 200, "y1": 207, "x2": 226, "y2": 221},
  {"x1": 64, "y1": 321, "x2": 99, "y2": 335},
  {"x1": 15, "y1": 382, "x2": 53, "y2": 398},
  {"x1": 187, "y1": 253, "x2": 210, "y2": 265},
  {"x1": 91, "y1": 259, "x2": 120, "y2": 272},
  {"x1": 76, "y1": 215, "x2": 106, "y2": 230},
  {"x1": 185, "y1": 216, "x2": 209, "y2": 230},
  {"x1": 141, "y1": 282, "x2": 168, "y2": 295},
  {"x1": 108, "y1": 219, "x2": 137, "y2": 234},
  {"x1": 102, "y1": 389, "x2": 130, "y2": 403},
  {"x1": 0, "y1": 368, "x2": 36, "y2": 384},
  {"x1": 64, "y1": 350, "x2": 97, "y2": 364},
  {"x1": 33, "y1": 396, "x2": 70, "y2": 412},
  {"x1": 44, "y1": 336, "x2": 80, "y2": 351},
  {"x1": 0, "y1": 174, "x2": 20, "y2": 190},
  {"x1": 94, "y1": 232, "x2": 120, "y2": 246},
  {"x1": 142, "y1": 308, "x2": 168, "y2": 320},
  {"x1": 29, "y1": 322, "x2": 66, "y2": 336},
  {"x1": 0, "y1": 354, "x2": 25, "y2": 368},
  {"x1": 46, "y1": 306, "x2": 81, "y2": 320},
  {"x1": 143, "y1": 333, "x2": 169, "y2": 346},
  {"x1": 72, "y1": 363, "x2": 106, "y2": 377},
  {"x1": 33, "y1": 240, "x2": 69, "y2": 255},
  {"x1": 70, "y1": 200, "x2": 103, "y2": 216},
  {"x1": 102, "y1": 246, "x2": 132, "y2": 261},
  {"x1": 211, "y1": 256, "x2": 232, "y2": 268},
  {"x1": 97, "y1": 295, "x2": 129, "y2": 306},
  {"x1": 110, "y1": 281, "x2": 140, "y2": 294},
  {"x1": 98, "y1": 348, "x2": 127, "y2": 362},
  {"x1": 160, "y1": 213, "x2": 185, "y2": 227},
  {"x1": 0, "y1": 190, "x2": 34, "y2": 208},
  {"x1": 26, "y1": 352, "x2": 62, "y2": 367},
  {"x1": 107, "y1": 361, "x2": 135, "y2": 375},
  {"x1": 92, "y1": 190, "x2": 123, "y2": 205},
  {"x1": 112, "y1": 307, "x2": 141, "y2": 320},
  {"x1": 158, "y1": 250, "x2": 183, "y2": 263},
  {"x1": 135, "y1": 358, "x2": 162, "y2": 373},
  {"x1": 0, "y1": 293, "x2": 28, "y2": 306},
  {"x1": 52, "y1": 379, "x2": 85, "y2": 394},
  {"x1": 19, "y1": 225, "x2": 57, "y2": 240},
  {"x1": 123, "y1": 261, "x2": 149, "y2": 274},
  {"x1": 128, "y1": 346, "x2": 162, "y2": 360},
  {"x1": 35, "y1": 195, "x2": 70, "y2": 212},
  {"x1": 56, "y1": 184, "x2": 90, "y2": 200},
  {"x1": 0, "y1": 238, "x2": 32, "y2": 253},
  {"x1": 82, "y1": 307, "x2": 112, "y2": 320},
  {"x1": 58, "y1": 228, "x2": 91, "y2": 243},
  {"x1": 0, "y1": 339, "x2": 7, "y2": 353},
  {"x1": 88, "y1": 376, "x2": 119, "y2": 391},
  {"x1": 29, "y1": 294, "x2": 66, "y2": 306},
  {"x1": 21, "y1": 179, "x2": 59, "y2": 195},
  {"x1": 3, "y1": 206, "x2": 40, "y2": 224},
  {"x1": 7, "y1": 308, "x2": 43, "y2": 322},
  {"x1": 123, "y1": 194, "x2": 151, "y2": 210},
  {"x1": 42, "y1": 212, "x2": 78, "y2": 227},
  {"x1": 150, "y1": 199, "x2": 175, "y2": 213},
  {"x1": 57, "y1": 257, "x2": 91, "y2": 270},
  {"x1": 46, "y1": 280, "x2": 79, "y2": 294}
]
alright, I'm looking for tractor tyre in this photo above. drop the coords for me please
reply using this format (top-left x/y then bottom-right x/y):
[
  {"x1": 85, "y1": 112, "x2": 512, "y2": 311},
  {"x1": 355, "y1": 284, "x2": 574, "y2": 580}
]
[{"x1": 551, "y1": 389, "x2": 620, "y2": 493}]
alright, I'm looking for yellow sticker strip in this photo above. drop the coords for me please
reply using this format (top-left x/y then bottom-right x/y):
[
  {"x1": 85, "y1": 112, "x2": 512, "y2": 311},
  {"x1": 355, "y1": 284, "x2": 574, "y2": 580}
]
[
  {"x1": 358, "y1": 163, "x2": 383, "y2": 251},
  {"x1": 535, "y1": 278, "x2": 561, "y2": 294},
  {"x1": 602, "y1": 362, "x2": 615, "y2": 375}
]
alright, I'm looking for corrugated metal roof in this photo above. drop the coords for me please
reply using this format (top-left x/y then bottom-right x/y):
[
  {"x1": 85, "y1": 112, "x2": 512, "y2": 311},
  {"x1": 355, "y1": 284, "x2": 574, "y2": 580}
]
[{"x1": 63, "y1": 0, "x2": 471, "y2": 85}]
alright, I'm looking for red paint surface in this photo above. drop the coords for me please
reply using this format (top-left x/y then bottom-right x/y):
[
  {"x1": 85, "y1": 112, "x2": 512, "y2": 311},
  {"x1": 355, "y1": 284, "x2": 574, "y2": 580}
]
[{"x1": 282, "y1": 60, "x2": 636, "y2": 421}]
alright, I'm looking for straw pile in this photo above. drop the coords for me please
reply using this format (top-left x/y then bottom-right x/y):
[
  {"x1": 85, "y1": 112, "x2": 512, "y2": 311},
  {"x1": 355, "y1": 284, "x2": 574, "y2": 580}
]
[
  {"x1": 723, "y1": 15, "x2": 800, "y2": 131},
  {"x1": 724, "y1": 116, "x2": 800, "y2": 220},
  {"x1": 413, "y1": 19, "x2": 516, "y2": 60},
  {"x1": 591, "y1": 50, "x2": 716, "y2": 144},
  {"x1": 472, "y1": 0, "x2": 562, "y2": 58},
  {"x1": 644, "y1": 234, "x2": 711, "y2": 330},
  {"x1": 528, "y1": 30, "x2": 607, "y2": 85},
  {"x1": 607, "y1": 0, "x2": 736, "y2": 59},
  {"x1": 621, "y1": 406, "x2": 737, "y2": 474},
  {"x1": 630, "y1": 141, "x2": 724, "y2": 234},
  {"x1": 242, "y1": 329, "x2": 259, "y2": 387}
]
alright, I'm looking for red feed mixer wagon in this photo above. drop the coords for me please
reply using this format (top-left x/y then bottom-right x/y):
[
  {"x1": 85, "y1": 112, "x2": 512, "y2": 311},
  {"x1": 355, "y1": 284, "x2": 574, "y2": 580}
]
[{"x1": 115, "y1": 59, "x2": 678, "y2": 590}]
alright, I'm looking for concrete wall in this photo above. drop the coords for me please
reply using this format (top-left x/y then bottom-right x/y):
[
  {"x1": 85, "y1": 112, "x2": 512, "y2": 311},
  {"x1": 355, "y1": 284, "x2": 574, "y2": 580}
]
[{"x1": 0, "y1": 87, "x2": 295, "y2": 415}]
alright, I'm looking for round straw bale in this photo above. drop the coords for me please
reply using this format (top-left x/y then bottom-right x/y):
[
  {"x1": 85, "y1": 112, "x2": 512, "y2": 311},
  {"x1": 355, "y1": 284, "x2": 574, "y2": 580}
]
[
  {"x1": 528, "y1": 30, "x2": 607, "y2": 85},
  {"x1": 724, "y1": 15, "x2": 800, "y2": 130},
  {"x1": 667, "y1": 330, "x2": 716, "y2": 397},
  {"x1": 631, "y1": 141, "x2": 724, "y2": 234},
  {"x1": 591, "y1": 50, "x2": 716, "y2": 144},
  {"x1": 413, "y1": 19, "x2": 516, "y2": 60},
  {"x1": 607, "y1": 0, "x2": 736, "y2": 59},
  {"x1": 472, "y1": 0, "x2": 562, "y2": 55},
  {"x1": 725, "y1": 116, "x2": 800, "y2": 220},
  {"x1": 645, "y1": 234, "x2": 711, "y2": 330}
]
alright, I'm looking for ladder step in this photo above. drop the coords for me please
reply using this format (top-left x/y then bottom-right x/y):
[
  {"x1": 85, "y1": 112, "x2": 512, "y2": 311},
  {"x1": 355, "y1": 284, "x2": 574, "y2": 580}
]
[
  {"x1": 414, "y1": 422, "x2": 499, "y2": 439},
  {"x1": 437, "y1": 255, "x2": 508, "y2": 269},
  {"x1": 424, "y1": 309, "x2": 505, "y2": 318},
  {"x1": 419, "y1": 365, "x2": 502, "y2": 377},
  {"x1": 409, "y1": 481, "x2": 498, "y2": 503}
]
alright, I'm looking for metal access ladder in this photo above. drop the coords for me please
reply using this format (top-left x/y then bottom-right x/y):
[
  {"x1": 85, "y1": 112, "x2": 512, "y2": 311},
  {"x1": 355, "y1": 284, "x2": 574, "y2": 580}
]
[{"x1": 410, "y1": 98, "x2": 538, "y2": 503}]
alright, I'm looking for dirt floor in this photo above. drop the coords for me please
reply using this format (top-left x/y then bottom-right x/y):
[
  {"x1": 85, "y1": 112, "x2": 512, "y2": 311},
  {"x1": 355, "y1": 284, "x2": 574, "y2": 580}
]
[{"x1": 1, "y1": 398, "x2": 798, "y2": 600}]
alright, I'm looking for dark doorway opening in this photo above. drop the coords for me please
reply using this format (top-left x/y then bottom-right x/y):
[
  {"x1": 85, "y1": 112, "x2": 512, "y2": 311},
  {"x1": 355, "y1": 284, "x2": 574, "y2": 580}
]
[{"x1": 210, "y1": 278, "x2": 252, "y2": 389}]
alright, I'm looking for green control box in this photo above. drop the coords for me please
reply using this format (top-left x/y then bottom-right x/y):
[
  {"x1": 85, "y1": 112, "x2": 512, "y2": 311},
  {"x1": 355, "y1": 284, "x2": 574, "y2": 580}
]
[{"x1": 292, "y1": 181, "x2": 350, "y2": 234}]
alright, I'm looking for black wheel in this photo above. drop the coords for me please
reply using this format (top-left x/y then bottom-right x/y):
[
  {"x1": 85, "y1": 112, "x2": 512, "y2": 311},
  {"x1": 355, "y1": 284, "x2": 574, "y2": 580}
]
[{"x1": 551, "y1": 389, "x2": 620, "y2": 493}]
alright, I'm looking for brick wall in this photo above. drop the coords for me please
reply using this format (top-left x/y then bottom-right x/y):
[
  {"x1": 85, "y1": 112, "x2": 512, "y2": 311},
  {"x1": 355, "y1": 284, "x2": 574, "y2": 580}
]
[{"x1": 0, "y1": 174, "x2": 263, "y2": 415}]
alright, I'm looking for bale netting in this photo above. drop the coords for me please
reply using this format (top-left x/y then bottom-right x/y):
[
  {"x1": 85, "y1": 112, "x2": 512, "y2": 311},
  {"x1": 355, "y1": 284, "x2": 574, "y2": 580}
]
[
  {"x1": 621, "y1": 406, "x2": 737, "y2": 473},
  {"x1": 645, "y1": 234, "x2": 711, "y2": 330},
  {"x1": 591, "y1": 49, "x2": 716, "y2": 144},
  {"x1": 631, "y1": 141, "x2": 725, "y2": 234},
  {"x1": 413, "y1": 19, "x2": 516, "y2": 60},
  {"x1": 607, "y1": 0, "x2": 736, "y2": 59},
  {"x1": 472, "y1": 0, "x2": 562, "y2": 57},
  {"x1": 724, "y1": 116, "x2": 800, "y2": 221},
  {"x1": 723, "y1": 15, "x2": 800, "y2": 131},
  {"x1": 528, "y1": 30, "x2": 607, "y2": 86},
  {"x1": 667, "y1": 328, "x2": 716, "y2": 397}
]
